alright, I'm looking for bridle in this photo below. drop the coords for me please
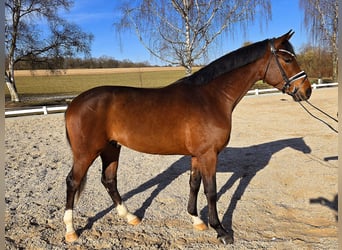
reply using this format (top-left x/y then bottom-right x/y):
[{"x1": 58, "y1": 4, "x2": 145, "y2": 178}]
[{"x1": 264, "y1": 39, "x2": 308, "y2": 95}]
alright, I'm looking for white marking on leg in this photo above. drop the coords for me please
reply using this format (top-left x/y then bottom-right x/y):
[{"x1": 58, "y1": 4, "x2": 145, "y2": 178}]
[
  {"x1": 117, "y1": 203, "x2": 129, "y2": 217},
  {"x1": 63, "y1": 209, "x2": 75, "y2": 234},
  {"x1": 117, "y1": 203, "x2": 140, "y2": 225},
  {"x1": 192, "y1": 215, "x2": 204, "y2": 226},
  {"x1": 191, "y1": 215, "x2": 208, "y2": 231}
]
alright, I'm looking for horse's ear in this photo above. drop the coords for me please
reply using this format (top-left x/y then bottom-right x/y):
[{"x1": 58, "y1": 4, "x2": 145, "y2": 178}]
[
  {"x1": 285, "y1": 30, "x2": 295, "y2": 40},
  {"x1": 278, "y1": 30, "x2": 294, "y2": 41},
  {"x1": 274, "y1": 30, "x2": 295, "y2": 47}
]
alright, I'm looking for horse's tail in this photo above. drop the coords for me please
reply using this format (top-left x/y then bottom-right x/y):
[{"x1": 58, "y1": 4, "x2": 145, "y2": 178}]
[
  {"x1": 65, "y1": 111, "x2": 71, "y2": 146},
  {"x1": 64, "y1": 110, "x2": 87, "y2": 204}
]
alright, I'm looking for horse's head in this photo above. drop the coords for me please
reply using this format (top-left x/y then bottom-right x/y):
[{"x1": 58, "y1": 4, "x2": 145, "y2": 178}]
[
  {"x1": 263, "y1": 30, "x2": 312, "y2": 101},
  {"x1": 285, "y1": 137, "x2": 312, "y2": 154}
]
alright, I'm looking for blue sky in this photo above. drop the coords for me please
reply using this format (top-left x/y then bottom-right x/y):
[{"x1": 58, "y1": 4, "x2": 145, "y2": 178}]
[{"x1": 62, "y1": 0, "x2": 308, "y2": 65}]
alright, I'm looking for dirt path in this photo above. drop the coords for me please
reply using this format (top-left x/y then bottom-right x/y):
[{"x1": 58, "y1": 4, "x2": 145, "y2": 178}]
[{"x1": 5, "y1": 88, "x2": 337, "y2": 249}]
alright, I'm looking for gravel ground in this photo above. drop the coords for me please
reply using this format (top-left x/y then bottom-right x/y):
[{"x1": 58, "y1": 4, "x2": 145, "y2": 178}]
[{"x1": 5, "y1": 88, "x2": 337, "y2": 249}]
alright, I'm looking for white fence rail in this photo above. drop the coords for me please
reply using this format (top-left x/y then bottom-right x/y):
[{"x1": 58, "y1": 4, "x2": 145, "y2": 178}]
[
  {"x1": 311, "y1": 82, "x2": 338, "y2": 89},
  {"x1": 246, "y1": 82, "x2": 338, "y2": 96},
  {"x1": 5, "y1": 105, "x2": 67, "y2": 117},
  {"x1": 5, "y1": 82, "x2": 338, "y2": 117}
]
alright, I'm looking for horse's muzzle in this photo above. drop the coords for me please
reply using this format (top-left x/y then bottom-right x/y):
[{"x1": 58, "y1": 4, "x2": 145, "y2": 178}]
[{"x1": 292, "y1": 85, "x2": 312, "y2": 102}]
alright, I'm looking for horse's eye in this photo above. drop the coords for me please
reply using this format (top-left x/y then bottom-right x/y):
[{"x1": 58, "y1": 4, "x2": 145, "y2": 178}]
[{"x1": 284, "y1": 57, "x2": 293, "y2": 64}]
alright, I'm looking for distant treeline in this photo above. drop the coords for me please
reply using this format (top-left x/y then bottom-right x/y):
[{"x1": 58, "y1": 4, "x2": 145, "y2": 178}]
[{"x1": 12, "y1": 56, "x2": 154, "y2": 70}]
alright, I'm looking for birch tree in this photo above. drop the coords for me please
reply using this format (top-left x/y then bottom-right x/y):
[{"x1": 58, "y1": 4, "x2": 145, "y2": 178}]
[
  {"x1": 300, "y1": 0, "x2": 338, "y2": 80},
  {"x1": 5, "y1": 0, "x2": 93, "y2": 102},
  {"x1": 117, "y1": 0, "x2": 271, "y2": 75}
]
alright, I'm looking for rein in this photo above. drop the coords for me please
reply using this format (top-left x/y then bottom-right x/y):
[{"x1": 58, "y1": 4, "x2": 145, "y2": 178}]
[
  {"x1": 298, "y1": 100, "x2": 338, "y2": 133},
  {"x1": 305, "y1": 100, "x2": 338, "y2": 123},
  {"x1": 266, "y1": 39, "x2": 308, "y2": 95}
]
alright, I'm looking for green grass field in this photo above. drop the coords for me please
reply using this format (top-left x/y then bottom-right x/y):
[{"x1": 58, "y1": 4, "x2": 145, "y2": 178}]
[{"x1": 10, "y1": 70, "x2": 188, "y2": 96}]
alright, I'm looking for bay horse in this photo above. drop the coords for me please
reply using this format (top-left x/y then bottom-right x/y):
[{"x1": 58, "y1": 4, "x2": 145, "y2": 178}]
[{"x1": 63, "y1": 31, "x2": 311, "y2": 244}]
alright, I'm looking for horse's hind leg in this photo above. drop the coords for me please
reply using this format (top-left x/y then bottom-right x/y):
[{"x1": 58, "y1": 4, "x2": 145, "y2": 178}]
[
  {"x1": 100, "y1": 142, "x2": 140, "y2": 225},
  {"x1": 64, "y1": 154, "x2": 96, "y2": 242}
]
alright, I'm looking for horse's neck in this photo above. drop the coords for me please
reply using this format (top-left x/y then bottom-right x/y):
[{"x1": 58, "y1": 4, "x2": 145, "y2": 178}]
[{"x1": 217, "y1": 58, "x2": 267, "y2": 110}]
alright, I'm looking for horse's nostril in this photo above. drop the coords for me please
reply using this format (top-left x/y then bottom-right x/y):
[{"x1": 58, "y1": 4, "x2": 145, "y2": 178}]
[{"x1": 306, "y1": 87, "x2": 312, "y2": 99}]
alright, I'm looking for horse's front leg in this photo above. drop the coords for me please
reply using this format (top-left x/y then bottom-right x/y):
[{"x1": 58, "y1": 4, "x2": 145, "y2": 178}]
[
  {"x1": 188, "y1": 158, "x2": 208, "y2": 230},
  {"x1": 202, "y1": 173, "x2": 233, "y2": 244},
  {"x1": 197, "y1": 152, "x2": 233, "y2": 244}
]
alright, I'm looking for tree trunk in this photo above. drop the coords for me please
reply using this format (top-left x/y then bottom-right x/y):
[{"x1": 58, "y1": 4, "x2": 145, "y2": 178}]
[
  {"x1": 184, "y1": 7, "x2": 192, "y2": 76},
  {"x1": 5, "y1": 70, "x2": 20, "y2": 102},
  {"x1": 6, "y1": 6, "x2": 20, "y2": 102},
  {"x1": 185, "y1": 65, "x2": 192, "y2": 76},
  {"x1": 332, "y1": 52, "x2": 338, "y2": 81},
  {"x1": 332, "y1": 2, "x2": 338, "y2": 81}
]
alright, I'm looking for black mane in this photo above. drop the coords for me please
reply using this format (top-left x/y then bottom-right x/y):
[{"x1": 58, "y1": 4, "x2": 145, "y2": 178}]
[{"x1": 178, "y1": 39, "x2": 269, "y2": 85}]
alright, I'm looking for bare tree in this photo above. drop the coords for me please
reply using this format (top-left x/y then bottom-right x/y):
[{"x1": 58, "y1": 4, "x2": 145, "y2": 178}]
[
  {"x1": 299, "y1": 0, "x2": 338, "y2": 80},
  {"x1": 5, "y1": 0, "x2": 93, "y2": 102},
  {"x1": 297, "y1": 44, "x2": 333, "y2": 79},
  {"x1": 117, "y1": 0, "x2": 271, "y2": 75}
]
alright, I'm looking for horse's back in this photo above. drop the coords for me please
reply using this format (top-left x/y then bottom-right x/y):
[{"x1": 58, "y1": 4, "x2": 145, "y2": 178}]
[{"x1": 65, "y1": 85, "x2": 191, "y2": 154}]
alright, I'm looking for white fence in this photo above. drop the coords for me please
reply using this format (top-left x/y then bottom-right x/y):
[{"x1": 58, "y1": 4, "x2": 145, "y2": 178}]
[
  {"x1": 5, "y1": 82, "x2": 338, "y2": 117},
  {"x1": 5, "y1": 105, "x2": 67, "y2": 117},
  {"x1": 246, "y1": 82, "x2": 338, "y2": 96}
]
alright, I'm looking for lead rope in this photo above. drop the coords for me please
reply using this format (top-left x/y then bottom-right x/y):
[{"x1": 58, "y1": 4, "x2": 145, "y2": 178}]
[{"x1": 298, "y1": 100, "x2": 338, "y2": 133}]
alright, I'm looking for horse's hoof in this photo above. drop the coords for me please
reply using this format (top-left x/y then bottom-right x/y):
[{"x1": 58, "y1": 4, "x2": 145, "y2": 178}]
[
  {"x1": 128, "y1": 216, "x2": 141, "y2": 226},
  {"x1": 65, "y1": 231, "x2": 78, "y2": 243},
  {"x1": 218, "y1": 234, "x2": 234, "y2": 245},
  {"x1": 193, "y1": 222, "x2": 208, "y2": 231}
]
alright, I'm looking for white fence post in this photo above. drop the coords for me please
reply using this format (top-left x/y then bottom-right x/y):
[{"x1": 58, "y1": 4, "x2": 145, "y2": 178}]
[{"x1": 43, "y1": 106, "x2": 48, "y2": 115}]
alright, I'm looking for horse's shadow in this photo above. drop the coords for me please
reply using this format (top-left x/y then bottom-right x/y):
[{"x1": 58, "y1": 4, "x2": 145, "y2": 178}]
[
  {"x1": 310, "y1": 194, "x2": 338, "y2": 221},
  {"x1": 78, "y1": 137, "x2": 311, "y2": 237}
]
